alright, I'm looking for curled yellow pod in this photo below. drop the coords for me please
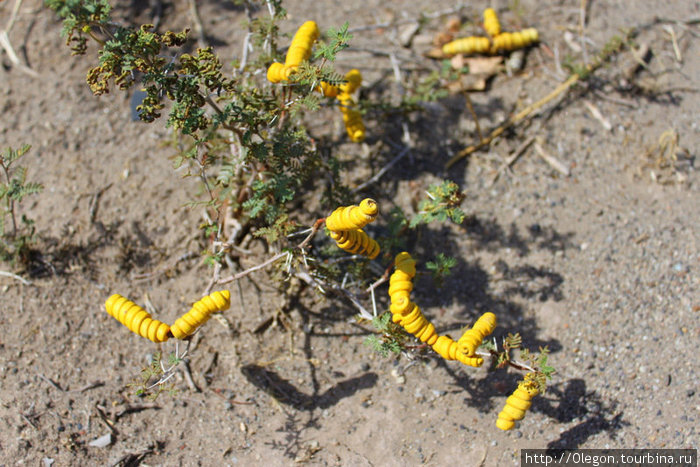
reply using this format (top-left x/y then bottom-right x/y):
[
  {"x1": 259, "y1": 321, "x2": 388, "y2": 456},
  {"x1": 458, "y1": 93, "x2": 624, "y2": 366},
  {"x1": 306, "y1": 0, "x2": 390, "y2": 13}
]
[
  {"x1": 170, "y1": 290, "x2": 231, "y2": 339},
  {"x1": 491, "y1": 28, "x2": 539, "y2": 53},
  {"x1": 389, "y1": 293, "x2": 412, "y2": 315},
  {"x1": 392, "y1": 300, "x2": 439, "y2": 345},
  {"x1": 329, "y1": 229, "x2": 380, "y2": 259},
  {"x1": 432, "y1": 335, "x2": 460, "y2": 360},
  {"x1": 340, "y1": 104, "x2": 366, "y2": 143},
  {"x1": 388, "y1": 277, "x2": 413, "y2": 298},
  {"x1": 318, "y1": 81, "x2": 339, "y2": 98},
  {"x1": 431, "y1": 335, "x2": 482, "y2": 366},
  {"x1": 267, "y1": 62, "x2": 289, "y2": 83},
  {"x1": 325, "y1": 198, "x2": 378, "y2": 231},
  {"x1": 442, "y1": 36, "x2": 491, "y2": 56},
  {"x1": 458, "y1": 353, "x2": 484, "y2": 367},
  {"x1": 394, "y1": 252, "x2": 416, "y2": 278},
  {"x1": 483, "y1": 8, "x2": 501, "y2": 38},
  {"x1": 105, "y1": 294, "x2": 171, "y2": 343},
  {"x1": 458, "y1": 312, "x2": 497, "y2": 356},
  {"x1": 496, "y1": 378, "x2": 539, "y2": 430},
  {"x1": 285, "y1": 20, "x2": 320, "y2": 68},
  {"x1": 339, "y1": 69, "x2": 362, "y2": 96}
]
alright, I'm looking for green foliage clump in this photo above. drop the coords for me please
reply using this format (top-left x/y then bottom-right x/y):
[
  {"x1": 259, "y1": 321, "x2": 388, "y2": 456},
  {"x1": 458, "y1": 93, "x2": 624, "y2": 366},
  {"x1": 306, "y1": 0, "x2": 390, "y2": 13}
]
[
  {"x1": 364, "y1": 312, "x2": 405, "y2": 357},
  {"x1": 410, "y1": 180, "x2": 466, "y2": 227},
  {"x1": 0, "y1": 145, "x2": 43, "y2": 264},
  {"x1": 46, "y1": 0, "x2": 355, "y2": 261},
  {"x1": 426, "y1": 253, "x2": 457, "y2": 288}
]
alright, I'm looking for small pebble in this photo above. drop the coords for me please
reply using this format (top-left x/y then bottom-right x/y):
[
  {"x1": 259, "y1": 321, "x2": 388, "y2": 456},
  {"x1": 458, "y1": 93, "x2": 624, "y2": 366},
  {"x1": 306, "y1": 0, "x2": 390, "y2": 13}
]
[{"x1": 88, "y1": 433, "x2": 112, "y2": 448}]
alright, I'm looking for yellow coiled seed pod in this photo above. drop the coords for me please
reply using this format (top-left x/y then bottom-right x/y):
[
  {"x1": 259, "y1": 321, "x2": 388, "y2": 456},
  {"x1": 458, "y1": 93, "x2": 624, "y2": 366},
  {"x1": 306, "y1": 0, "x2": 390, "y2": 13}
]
[
  {"x1": 318, "y1": 81, "x2": 339, "y2": 98},
  {"x1": 284, "y1": 20, "x2": 320, "y2": 68},
  {"x1": 170, "y1": 290, "x2": 231, "y2": 339},
  {"x1": 105, "y1": 294, "x2": 171, "y2": 343},
  {"x1": 388, "y1": 277, "x2": 413, "y2": 297},
  {"x1": 458, "y1": 312, "x2": 497, "y2": 356},
  {"x1": 496, "y1": 377, "x2": 539, "y2": 430},
  {"x1": 391, "y1": 299, "x2": 439, "y2": 345},
  {"x1": 491, "y1": 28, "x2": 539, "y2": 53},
  {"x1": 394, "y1": 252, "x2": 416, "y2": 278},
  {"x1": 432, "y1": 335, "x2": 484, "y2": 367},
  {"x1": 442, "y1": 36, "x2": 491, "y2": 56},
  {"x1": 267, "y1": 62, "x2": 289, "y2": 83},
  {"x1": 329, "y1": 229, "x2": 380, "y2": 259},
  {"x1": 341, "y1": 104, "x2": 366, "y2": 143},
  {"x1": 483, "y1": 8, "x2": 501, "y2": 38},
  {"x1": 339, "y1": 69, "x2": 362, "y2": 96},
  {"x1": 389, "y1": 293, "x2": 412, "y2": 315},
  {"x1": 325, "y1": 198, "x2": 378, "y2": 231}
]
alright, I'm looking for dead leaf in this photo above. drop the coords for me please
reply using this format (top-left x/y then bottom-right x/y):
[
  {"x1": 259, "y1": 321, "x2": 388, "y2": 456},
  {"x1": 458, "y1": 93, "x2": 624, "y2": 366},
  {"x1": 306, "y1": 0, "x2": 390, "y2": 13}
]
[
  {"x1": 446, "y1": 17, "x2": 461, "y2": 33},
  {"x1": 425, "y1": 47, "x2": 447, "y2": 59},
  {"x1": 450, "y1": 54, "x2": 465, "y2": 69},
  {"x1": 463, "y1": 56, "x2": 503, "y2": 74},
  {"x1": 447, "y1": 74, "x2": 488, "y2": 92},
  {"x1": 433, "y1": 31, "x2": 454, "y2": 47}
]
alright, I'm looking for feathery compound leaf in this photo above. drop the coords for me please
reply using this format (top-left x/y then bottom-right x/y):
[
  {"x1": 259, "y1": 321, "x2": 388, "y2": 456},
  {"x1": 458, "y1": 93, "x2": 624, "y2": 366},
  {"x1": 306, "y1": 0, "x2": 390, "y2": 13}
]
[
  {"x1": 410, "y1": 180, "x2": 465, "y2": 228},
  {"x1": 314, "y1": 22, "x2": 352, "y2": 61}
]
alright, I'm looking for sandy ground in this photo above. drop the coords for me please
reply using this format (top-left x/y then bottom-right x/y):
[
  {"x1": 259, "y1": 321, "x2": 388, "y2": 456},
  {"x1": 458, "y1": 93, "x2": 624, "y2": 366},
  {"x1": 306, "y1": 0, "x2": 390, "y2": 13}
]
[{"x1": 0, "y1": 0, "x2": 698, "y2": 465}]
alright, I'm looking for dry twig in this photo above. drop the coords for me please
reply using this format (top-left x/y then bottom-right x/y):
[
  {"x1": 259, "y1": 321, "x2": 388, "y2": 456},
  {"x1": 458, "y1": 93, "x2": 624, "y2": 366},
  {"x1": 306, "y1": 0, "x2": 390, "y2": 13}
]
[
  {"x1": 534, "y1": 141, "x2": 570, "y2": 176},
  {"x1": 0, "y1": 270, "x2": 32, "y2": 285}
]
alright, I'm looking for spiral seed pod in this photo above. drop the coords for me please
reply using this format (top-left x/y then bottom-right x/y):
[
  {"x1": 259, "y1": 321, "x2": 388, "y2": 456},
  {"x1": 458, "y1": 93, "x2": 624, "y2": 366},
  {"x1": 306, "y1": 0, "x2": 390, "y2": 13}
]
[
  {"x1": 432, "y1": 335, "x2": 484, "y2": 367},
  {"x1": 388, "y1": 253, "x2": 484, "y2": 367},
  {"x1": 458, "y1": 312, "x2": 497, "y2": 356},
  {"x1": 318, "y1": 81, "x2": 339, "y2": 98},
  {"x1": 388, "y1": 252, "x2": 416, "y2": 300},
  {"x1": 325, "y1": 198, "x2": 378, "y2": 231},
  {"x1": 170, "y1": 290, "x2": 231, "y2": 340},
  {"x1": 496, "y1": 378, "x2": 539, "y2": 430},
  {"x1": 340, "y1": 103, "x2": 366, "y2": 142},
  {"x1": 329, "y1": 229, "x2": 380, "y2": 259},
  {"x1": 267, "y1": 62, "x2": 290, "y2": 83},
  {"x1": 394, "y1": 252, "x2": 416, "y2": 278},
  {"x1": 491, "y1": 28, "x2": 539, "y2": 53},
  {"x1": 339, "y1": 69, "x2": 362, "y2": 96},
  {"x1": 391, "y1": 297, "x2": 439, "y2": 345},
  {"x1": 105, "y1": 294, "x2": 171, "y2": 343},
  {"x1": 284, "y1": 20, "x2": 320, "y2": 69},
  {"x1": 483, "y1": 8, "x2": 501, "y2": 38},
  {"x1": 442, "y1": 36, "x2": 491, "y2": 56}
]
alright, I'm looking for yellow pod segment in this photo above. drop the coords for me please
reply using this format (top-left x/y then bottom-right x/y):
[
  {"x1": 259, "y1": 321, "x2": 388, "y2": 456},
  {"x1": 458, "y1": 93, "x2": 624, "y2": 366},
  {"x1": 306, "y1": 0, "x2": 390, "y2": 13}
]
[
  {"x1": 496, "y1": 379, "x2": 539, "y2": 431},
  {"x1": 388, "y1": 277, "x2": 413, "y2": 298},
  {"x1": 491, "y1": 28, "x2": 539, "y2": 53},
  {"x1": 389, "y1": 293, "x2": 412, "y2": 315},
  {"x1": 339, "y1": 69, "x2": 362, "y2": 96},
  {"x1": 392, "y1": 300, "x2": 439, "y2": 345},
  {"x1": 284, "y1": 20, "x2": 320, "y2": 68},
  {"x1": 325, "y1": 198, "x2": 378, "y2": 231},
  {"x1": 432, "y1": 335, "x2": 484, "y2": 367},
  {"x1": 340, "y1": 103, "x2": 366, "y2": 143},
  {"x1": 329, "y1": 229, "x2": 380, "y2": 259},
  {"x1": 318, "y1": 81, "x2": 339, "y2": 98},
  {"x1": 170, "y1": 290, "x2": 231, "y2": 339},
  {"x1": 483, "y1": 8, "x2": 501, "y2": 38},
  {"x1": 394, "y1": 252, "x2": 416, "y2": 278},
  {"x1": 267, "y1": 62, "x2": 288, "y2": 83},
  {"x1": 457, "y1": 311, "x2": 497, "y2": 356},
  {"x1": 105, "y1": 294, "x2": 171, "y2": 343},
  {"x1": 442, "y1": 36, "x2": 491, "y2": 56}
]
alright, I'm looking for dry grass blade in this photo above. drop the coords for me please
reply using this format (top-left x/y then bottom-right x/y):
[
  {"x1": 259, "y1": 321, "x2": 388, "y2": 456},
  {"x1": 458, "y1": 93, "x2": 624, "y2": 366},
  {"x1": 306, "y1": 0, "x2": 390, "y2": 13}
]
[
  {"x1": 534, "y1": 141, "x2": 570, "y2": 176},
  {"x1": 0, "y1": 270, "x2": 32, "y2": 285},
  {"x1": 488, "y1": 136, "x2": 536, "y2": 187}
]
